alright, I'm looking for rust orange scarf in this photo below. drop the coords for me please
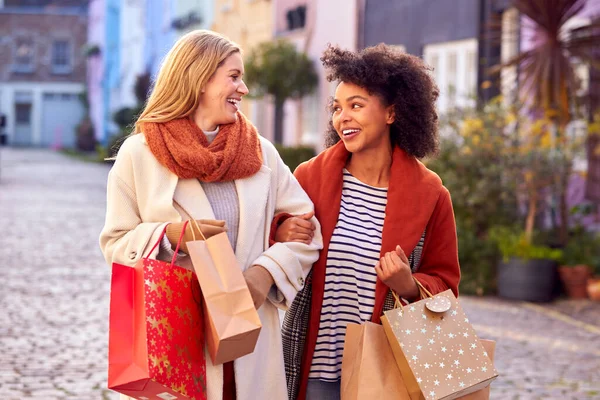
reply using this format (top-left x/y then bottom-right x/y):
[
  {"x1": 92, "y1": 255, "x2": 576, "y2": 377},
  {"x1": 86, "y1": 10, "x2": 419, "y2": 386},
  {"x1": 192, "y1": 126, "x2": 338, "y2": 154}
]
[{"x1": 142, "y1": 112, "x2": 263, "y2": 182}]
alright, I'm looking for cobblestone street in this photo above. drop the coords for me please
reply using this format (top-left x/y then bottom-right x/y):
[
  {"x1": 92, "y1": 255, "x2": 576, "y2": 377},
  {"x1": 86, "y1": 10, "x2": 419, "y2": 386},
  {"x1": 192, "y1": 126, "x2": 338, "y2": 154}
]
[{"x1": 0, "y1": 147, "x2": 599, "y2": 400}]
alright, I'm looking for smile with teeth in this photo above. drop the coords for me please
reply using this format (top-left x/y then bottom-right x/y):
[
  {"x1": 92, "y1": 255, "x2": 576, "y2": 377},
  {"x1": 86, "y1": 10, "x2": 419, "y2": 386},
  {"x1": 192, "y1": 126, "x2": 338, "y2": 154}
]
[
  {"x1": 342, "y1": 128, "x2": 360, "y2": 136},
  {"x1": 227, "y1": 98, "x2": 240, "y2": 109}
]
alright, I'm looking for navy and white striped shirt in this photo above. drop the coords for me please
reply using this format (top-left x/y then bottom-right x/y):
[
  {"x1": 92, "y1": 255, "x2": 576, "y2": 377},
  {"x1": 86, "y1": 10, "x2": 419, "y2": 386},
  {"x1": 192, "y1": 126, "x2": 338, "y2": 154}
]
[{"x1": 309, "y1": 169, "x2": 388, "y2": 382}]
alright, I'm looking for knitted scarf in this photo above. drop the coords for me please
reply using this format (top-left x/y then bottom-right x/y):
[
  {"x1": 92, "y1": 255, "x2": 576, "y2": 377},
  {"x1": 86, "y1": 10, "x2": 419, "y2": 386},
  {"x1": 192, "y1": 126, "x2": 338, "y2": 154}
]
[{"x1": 142, "y1": 112, "x2": 263, "y2": 182}]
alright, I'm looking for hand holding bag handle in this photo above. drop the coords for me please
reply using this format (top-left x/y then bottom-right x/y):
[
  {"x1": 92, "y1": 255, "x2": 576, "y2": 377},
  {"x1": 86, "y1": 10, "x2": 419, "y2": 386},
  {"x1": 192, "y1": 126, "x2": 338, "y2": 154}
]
[
  {"x1": 166, "y1": 200, "x2": 227, "y2": 252},
  {"x1": 144, "y1": 220, "x2": 190, "y2": 267},
  {"x1": 391, "y1": 277, "x2": 434, "y2": 310}
]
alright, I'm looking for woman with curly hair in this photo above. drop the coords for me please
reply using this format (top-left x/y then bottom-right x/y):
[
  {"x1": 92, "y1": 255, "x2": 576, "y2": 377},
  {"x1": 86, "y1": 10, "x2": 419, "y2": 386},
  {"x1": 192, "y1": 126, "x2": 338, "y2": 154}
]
[{"x1": 274, "y1": 44, "x2": 461, "y2": 399}]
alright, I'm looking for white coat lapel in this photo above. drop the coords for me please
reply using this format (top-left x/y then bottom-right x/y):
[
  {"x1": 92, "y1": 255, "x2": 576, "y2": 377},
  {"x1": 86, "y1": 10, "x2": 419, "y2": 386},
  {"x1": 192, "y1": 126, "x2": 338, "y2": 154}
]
[
  {"x1": 172, "y1": 178, "x2": 216, "y2": 220},
  {"x1": 234, "y1": 165, "x2": 271, "y2": 268}
]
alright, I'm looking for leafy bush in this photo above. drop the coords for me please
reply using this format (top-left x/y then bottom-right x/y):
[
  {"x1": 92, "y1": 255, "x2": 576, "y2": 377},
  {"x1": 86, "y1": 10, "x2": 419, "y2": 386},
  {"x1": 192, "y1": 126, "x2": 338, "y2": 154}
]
[
  {"x1": 488, "y1": 226, "x2": 563, "y2": 262},
  {"x1": 274, "y1": 144, "x2": 315, "y2": 172},
  {"x1": 456, "y1": 222, "x2": 499, "y2": 295}
]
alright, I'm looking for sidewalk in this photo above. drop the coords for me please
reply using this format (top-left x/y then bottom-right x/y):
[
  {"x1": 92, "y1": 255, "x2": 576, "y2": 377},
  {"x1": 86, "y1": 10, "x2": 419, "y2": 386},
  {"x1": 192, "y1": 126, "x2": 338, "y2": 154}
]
[
  {"x1": 0, "y1": 147, "x2": 598, "y2": 399},
  {"x1": 461, "y1": 296, "x2": 600, "y2": 400}
]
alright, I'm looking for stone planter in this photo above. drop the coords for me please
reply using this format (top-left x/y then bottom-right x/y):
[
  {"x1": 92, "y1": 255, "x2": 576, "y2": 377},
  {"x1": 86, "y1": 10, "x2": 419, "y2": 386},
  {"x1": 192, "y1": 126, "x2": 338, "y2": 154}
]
[{"x1": 497, "y1": 258, "x2": 559, "y2": 302}]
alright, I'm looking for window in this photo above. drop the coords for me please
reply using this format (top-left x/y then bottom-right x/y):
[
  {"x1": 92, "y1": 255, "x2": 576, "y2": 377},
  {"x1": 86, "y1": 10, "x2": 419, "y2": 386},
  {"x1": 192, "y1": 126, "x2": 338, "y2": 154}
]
[
  {"x1": 424, "y1": 39, "x2": 478, "y2": 113},
  {"x1": 52, "y1": 40, "x2": 72, "y2": 74},
  {"x1": 466, "y1": 49, "x2": 477, "y2": 97},
  {"x1": 447, "y1": 52, "x2": 457, "y2": 106},
  {"x1": 13, "y1": 37, "x2": 35, "y2": 73},
  {"x1": 15, "y1": 103, "x2": 32, "y2": 124},
  {"x1": 286, "y1": 5, "x2": 307, "y2": 31},
  {"x1": 427, "y1": 54, "x2": 439, "y2": 81}
]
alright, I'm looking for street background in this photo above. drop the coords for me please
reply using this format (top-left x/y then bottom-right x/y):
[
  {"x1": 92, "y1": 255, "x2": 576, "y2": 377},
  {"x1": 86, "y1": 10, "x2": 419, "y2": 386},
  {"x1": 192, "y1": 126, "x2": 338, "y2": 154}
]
[
  {"x1": 0, "y1": 148, "x2": 599, "y2": 399},
  {"x1": 2, "y1": 0, "x2": 600, "y2": 398}
]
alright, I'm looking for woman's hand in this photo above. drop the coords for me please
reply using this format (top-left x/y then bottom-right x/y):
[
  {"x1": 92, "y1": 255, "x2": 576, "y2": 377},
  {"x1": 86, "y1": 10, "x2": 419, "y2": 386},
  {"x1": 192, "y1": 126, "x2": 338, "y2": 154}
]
[
  {"x1": 375, "y1": 245, "x2": 419, "y2": 299},
  {"x1": 166, "y1": 219, "x2": 226, "y2": 253},
  {"x1": 243, "y1": 265, "x2": 275, "y2": 309},
  {"x1": 274, "y1": 211, "x2": 316, "y2": 244}
]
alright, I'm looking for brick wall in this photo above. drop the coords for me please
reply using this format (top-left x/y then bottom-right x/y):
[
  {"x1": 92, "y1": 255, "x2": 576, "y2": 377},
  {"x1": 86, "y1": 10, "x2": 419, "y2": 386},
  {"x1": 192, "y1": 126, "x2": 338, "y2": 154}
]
[{"x1": 0, "y1": 12, "x2": 87, "y2": 83}]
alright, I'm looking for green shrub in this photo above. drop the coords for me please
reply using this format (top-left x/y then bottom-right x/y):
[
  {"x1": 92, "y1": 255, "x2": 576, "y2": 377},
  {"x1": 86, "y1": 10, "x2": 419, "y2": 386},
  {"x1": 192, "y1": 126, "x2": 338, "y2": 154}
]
[
  {"x1": 274, "y1": 144, "x2": 315, "y2": 172},
  {"x1": 488, "y1": 226, "x2": 563, "y2": 262},
  {"x1": 456, "y1": 222, "x2": 499, "y2": 296}
]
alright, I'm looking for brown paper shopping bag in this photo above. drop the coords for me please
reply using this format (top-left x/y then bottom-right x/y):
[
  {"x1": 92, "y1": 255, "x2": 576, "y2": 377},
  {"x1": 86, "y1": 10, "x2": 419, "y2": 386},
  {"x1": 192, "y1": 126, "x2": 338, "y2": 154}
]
[
  {"x1": 185, "y1": 219, "x2": 262, "y2": 365},
  {"x1": 381, "y1": 281, "x2": 498, "y2": 400},
  {"x1": 341, "y1": 322, "x2": 411, "y2": 400},
  {"x1": 458, "y1": 340, "x2": 496, "y2": 400}
]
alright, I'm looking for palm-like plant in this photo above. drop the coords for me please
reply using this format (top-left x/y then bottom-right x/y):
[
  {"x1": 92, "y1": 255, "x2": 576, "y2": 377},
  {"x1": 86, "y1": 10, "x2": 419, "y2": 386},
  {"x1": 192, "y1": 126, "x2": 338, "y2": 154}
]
[{"x1": 493, "y1": 0, "x2": 600, "y2": 244}]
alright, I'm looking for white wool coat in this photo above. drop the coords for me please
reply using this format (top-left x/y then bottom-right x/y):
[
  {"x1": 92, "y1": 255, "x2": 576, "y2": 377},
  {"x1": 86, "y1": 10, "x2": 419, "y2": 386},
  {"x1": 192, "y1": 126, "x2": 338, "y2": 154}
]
[{"x1": 100, "y1": 133, "x2": 322, "y2": 400}]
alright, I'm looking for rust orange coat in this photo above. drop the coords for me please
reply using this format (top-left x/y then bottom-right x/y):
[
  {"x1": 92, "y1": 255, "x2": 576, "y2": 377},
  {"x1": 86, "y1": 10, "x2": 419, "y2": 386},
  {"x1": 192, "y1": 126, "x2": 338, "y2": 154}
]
[{"x1": 291, "y1": 142, "x2": 461, "y2": 399}]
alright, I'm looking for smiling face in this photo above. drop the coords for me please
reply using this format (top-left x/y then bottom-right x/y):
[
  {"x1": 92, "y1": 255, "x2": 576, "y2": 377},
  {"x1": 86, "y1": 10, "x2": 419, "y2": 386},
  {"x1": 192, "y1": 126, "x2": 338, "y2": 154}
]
[
  {"x1": 332, "y1": 81, "x2": 395, "y2": 155},
  {"x1": 195, "y1": 52, "x2": 249, "y2": 131}
]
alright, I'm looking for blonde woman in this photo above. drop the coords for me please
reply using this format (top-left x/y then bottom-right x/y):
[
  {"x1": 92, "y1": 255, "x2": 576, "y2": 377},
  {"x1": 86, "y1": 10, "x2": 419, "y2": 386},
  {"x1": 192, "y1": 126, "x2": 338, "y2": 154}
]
[{"x1": 100, "y1": 30, "x2": 322, "y2": 400}]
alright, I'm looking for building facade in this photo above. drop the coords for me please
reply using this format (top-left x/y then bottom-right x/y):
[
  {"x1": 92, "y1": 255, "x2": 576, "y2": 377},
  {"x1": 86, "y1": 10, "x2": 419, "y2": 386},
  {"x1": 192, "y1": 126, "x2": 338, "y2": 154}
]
[
  {"x1": 274, "y1": 0, "x2": 359, "y2": 148},
  {"x1": 0, "y1": 0, "x2": 87, "y2": 147},
  {"x1": 212, "y1": 0, "x2": 274, "y2": 139},
  {"x1": 363, "y1": 0, "x2": 515, "y2": 114}
]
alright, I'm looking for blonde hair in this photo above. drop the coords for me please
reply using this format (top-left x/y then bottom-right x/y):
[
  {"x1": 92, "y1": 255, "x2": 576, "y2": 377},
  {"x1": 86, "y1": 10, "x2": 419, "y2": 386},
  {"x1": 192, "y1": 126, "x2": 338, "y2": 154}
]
[{"x1": 134, "y1": 30, "x2": 241, "y2": 133}]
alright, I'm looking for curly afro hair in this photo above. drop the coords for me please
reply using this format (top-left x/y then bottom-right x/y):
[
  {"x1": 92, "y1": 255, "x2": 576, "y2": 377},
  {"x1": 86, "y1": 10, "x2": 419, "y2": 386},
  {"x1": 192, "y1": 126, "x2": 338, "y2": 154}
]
[{"x1": 321, "y1": 44, "x2": 439, "y2": 158}]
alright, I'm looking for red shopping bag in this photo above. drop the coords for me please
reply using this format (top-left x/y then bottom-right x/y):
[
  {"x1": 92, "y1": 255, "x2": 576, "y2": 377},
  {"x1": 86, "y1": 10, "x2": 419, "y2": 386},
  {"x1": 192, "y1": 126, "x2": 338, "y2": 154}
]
[{"x1": 108, "y1": 221, "x2": 207, "y2": 399}]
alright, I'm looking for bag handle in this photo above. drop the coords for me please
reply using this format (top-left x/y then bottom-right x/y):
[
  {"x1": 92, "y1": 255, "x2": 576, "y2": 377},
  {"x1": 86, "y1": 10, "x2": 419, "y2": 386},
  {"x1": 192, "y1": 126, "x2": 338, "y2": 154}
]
[
  {"x1": 144, "y1": 220, "x2": 190, "y2": 266},
  {"x1": 173, "y1": 199, "x2": 208, "y2": 241},
  {"x1": 391, "y1": 277, "x2": 434, "y2": 311},
  {"x1": 415, "y1": 278, "x2": 433, "y2": 298}
]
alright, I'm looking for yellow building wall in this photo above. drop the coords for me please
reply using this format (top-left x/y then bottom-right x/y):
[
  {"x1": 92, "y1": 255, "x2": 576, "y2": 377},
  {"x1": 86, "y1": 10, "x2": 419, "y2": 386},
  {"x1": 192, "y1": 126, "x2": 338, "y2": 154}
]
[{"x1": 212, "y1": 0, "x2": 273, "y2": 133}]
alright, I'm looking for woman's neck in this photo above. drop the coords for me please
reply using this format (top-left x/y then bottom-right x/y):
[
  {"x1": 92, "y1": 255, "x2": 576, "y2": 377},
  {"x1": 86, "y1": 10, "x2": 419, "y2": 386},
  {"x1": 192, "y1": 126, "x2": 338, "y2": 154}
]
[
  {"x1": 346, "y1": 145, "x2": 393, "y2": 188},
  {"x1": 193, "y1": 110, "x2": 217, "y2": 132}
]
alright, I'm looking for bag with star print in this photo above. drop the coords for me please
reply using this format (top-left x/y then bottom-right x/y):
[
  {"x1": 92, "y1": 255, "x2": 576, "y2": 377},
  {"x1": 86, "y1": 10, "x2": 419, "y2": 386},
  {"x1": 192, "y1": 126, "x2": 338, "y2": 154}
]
[
  {"x1": 108, "y1": 221, "x2": 208, "y2": 399},
  {"x1": 381, "y1": 280, "x2": 498, "y2": 400}
]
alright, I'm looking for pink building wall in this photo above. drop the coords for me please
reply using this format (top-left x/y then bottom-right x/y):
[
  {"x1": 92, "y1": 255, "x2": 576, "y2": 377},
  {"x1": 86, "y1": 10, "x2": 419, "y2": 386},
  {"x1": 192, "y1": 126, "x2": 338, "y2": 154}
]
[
  {"x1": 87, "y1": 0, "x2": 106, "y2": 143},
  {"x1": 275, "y1": 0, "x2": 359, "y2": 149}
]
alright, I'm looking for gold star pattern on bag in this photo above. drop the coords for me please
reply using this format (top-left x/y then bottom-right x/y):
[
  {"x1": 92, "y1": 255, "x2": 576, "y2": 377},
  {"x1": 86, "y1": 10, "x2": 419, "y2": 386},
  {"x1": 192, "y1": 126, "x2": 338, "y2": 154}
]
[
  {"x1": 383, "y1": 290, "x2": 498, "y2": 399},
  {"x1": 144, "y1": 258, "x2": 207, "y2": 398}
]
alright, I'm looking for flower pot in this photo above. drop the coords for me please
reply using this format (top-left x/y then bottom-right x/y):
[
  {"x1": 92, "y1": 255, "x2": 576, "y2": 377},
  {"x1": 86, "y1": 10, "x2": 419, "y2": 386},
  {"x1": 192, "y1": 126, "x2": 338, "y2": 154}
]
[
  {"x1": 497, "y1": 258, "x2": 559, "y2": 302},
  {"x1": 587, "y1": 278, "x2": 600, "y2": 301},
  {"x1": 558, "y1": 265, "x2": 592, "y2": 299}
]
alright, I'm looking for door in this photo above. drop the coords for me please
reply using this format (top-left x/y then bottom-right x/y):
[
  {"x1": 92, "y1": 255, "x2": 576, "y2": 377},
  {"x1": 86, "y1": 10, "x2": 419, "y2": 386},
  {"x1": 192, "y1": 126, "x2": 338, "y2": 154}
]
[
  {"x1": 13, "y1": 92, "x2": 33, "y2": 146},
  {"x1": 41, "y1": 93, "x2": 85, "y2": 148}
]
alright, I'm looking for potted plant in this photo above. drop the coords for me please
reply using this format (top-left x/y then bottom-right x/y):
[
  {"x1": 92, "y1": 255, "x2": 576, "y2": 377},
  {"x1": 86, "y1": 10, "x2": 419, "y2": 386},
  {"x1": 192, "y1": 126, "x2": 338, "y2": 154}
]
[
  {"x1": 558, "y1": 213, "x2": 600, "y2": 298},
  {"x1": 585, "y1": 236, "x2": 600, "y2": 301},
  {"x1": 490, "y1": 227, "x2": 563, "y2": 302},
  {"x1": 588, "y1": 276, "x2": 600, "y2": 301},
  {"x1": 559, "y1": 246, "x2": 593, "y2": 299}
]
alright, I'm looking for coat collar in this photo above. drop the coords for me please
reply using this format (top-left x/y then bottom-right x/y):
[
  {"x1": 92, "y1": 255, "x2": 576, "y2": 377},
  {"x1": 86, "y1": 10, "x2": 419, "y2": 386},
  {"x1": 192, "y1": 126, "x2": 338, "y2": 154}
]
[
  {"x1": 316, "y1": 141, "x2": 443, "y2": 256},
  {"x1": 171, "y1": 157, "x2": 272, "y2": 269},
  {"x1": 308, "y1": 141, "x2": 443, "y2": 318},
  {"x1": 297, "y1": 142, "x2": 444, "y2": 399}
]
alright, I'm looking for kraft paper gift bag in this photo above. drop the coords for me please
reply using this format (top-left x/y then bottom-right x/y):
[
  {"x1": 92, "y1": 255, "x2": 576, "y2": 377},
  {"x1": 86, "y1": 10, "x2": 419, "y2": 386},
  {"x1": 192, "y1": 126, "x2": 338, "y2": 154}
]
[
  {"x1": 457, "y1": 339, "x2": 496, "y2": 400},
  {"x1": 341, "y1": 321, "x2": 411, "y2": 400},
  {"x1": 108, "y1": 221, "x2": 207, "y2": 399},
  {"x1": 186, "y1": 219, "x2": 262, "y2": 365},
  {"x1": 381, "y1": 281, "x2": 498, "y2": 400}
]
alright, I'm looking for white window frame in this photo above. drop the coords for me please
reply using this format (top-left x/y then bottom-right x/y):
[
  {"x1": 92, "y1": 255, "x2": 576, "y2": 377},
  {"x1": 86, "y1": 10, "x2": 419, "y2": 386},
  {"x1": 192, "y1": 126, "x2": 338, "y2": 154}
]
[
  {"x1": 423, "y1": 38, "x2": 479, "y2": 113},
  {"x1": 12, "y1": 36, "x2": 35, "y2": 74},
  {"x1": 51, "y1": 38, "x2": 73, "y2": 75}
]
